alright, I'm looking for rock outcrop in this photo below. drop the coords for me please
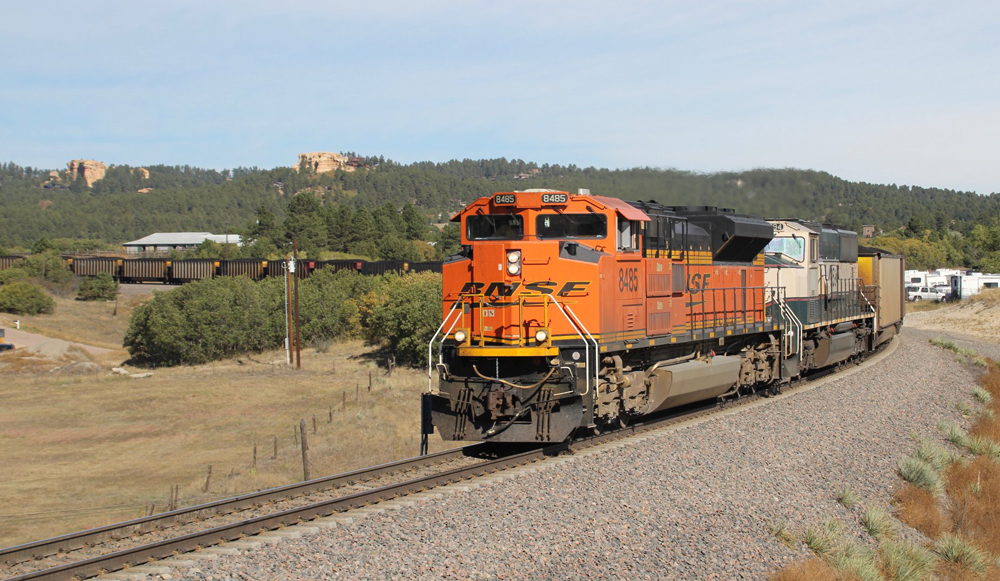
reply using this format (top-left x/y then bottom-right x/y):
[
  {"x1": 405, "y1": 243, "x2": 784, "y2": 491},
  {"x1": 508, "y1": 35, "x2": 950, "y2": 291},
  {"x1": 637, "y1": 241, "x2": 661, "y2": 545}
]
[
  {"x1": 295, "y1": 152, "x2": 355, "y2": 173},
  {"x1": 135, "y1": 168, "x2": 150, "y2": 179},
  {"x1": 67, "y1": 159, "x2": 107, "y2": 187}
]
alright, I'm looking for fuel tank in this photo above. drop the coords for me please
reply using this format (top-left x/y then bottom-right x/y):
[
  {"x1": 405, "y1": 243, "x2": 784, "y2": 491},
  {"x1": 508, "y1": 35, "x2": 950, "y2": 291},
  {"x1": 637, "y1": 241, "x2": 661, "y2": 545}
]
[
  {"x1": 646, "y1": 355, "x2": 741, "y2": 413},
  {"x1": 813, "y1": 331, "x2": 856, "y2": 367}
]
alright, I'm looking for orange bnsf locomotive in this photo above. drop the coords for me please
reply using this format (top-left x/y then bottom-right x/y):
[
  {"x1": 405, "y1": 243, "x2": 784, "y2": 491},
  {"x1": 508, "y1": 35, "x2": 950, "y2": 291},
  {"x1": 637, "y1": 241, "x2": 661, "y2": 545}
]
[{"x1": 426, "y1": 189, "x2": 903, "y2": 442}]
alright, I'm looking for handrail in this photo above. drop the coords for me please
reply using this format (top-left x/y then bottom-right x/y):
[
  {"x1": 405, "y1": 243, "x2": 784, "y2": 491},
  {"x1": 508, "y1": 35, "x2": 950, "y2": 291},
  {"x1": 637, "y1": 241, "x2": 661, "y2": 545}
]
[
  {"x1": 427, "y1": 299, "x2": 463, "y2": 392},
  {"x1": 548, "y1": 297, "x2": 595, "y2": 396},
  {"x1": 775, "y1": 289, "x2": 803, "y2": 360},
  {"x1": 564, "y1": 304, "x2": 600, "y2": 397}
]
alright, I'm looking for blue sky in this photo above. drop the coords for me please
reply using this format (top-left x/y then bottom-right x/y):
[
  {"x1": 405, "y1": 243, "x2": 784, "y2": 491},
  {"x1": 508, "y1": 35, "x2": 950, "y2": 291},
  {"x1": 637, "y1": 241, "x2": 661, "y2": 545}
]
[{"x1": 2, "y1": 1, "x2": 998, "y2": 193}]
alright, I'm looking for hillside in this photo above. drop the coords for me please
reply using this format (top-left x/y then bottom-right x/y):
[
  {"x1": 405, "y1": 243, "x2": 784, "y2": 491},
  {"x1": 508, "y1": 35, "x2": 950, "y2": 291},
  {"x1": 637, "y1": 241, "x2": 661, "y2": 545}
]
[{"x1": 2, "y1": 159, "x2": 999, "y2": 267}]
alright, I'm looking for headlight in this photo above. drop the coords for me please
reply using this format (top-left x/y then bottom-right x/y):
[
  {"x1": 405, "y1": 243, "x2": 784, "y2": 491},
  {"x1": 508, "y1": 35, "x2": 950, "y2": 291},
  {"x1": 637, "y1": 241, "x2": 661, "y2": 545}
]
[
  {"x1": 454, "y1": 330, "x2": 467, "y2": 343},
  {"x1": 507, "y1": 250, "x2": 521, "y2": 263},
  {"x1": 535, "y1": 329, "x2": 548, "y2": 342},
  {"x1": 507, "y1": 262, "x2": 521, "y2": 275}
]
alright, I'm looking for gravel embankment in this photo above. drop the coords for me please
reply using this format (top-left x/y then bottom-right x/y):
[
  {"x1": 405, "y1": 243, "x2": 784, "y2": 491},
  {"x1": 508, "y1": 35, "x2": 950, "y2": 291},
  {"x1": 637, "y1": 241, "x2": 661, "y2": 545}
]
[{"x1": 160, "y1": 328, "x2": 990, "y2": 580}]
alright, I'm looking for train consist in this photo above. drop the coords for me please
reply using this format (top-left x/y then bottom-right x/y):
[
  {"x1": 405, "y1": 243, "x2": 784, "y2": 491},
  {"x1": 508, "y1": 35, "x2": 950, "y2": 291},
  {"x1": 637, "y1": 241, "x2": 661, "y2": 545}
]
[
  {"x1": 0, "y1": 256, "x2": 442, "y2": 283},
  {"x1": 426, "y1": 190, "x2": 903, "y2": 443}
]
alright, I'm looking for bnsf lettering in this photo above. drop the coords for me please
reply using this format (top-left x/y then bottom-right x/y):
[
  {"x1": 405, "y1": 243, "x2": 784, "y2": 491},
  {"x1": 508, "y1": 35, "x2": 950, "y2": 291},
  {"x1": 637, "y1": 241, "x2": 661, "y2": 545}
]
[
  {"x1": 688, "y1": 273, "x2": 712, "y2": 294},
  {"x1": 459, "y1": 281, "x2": 589, "y2": 296},
  {"x1": 524, "y1": 281, "x2": 557, "y2": 294},
  {"x1": 484, "y1": 282, "x2": 520, "y2": 296},
  {"x1": 618, "y1": 267, "x2": 639, "y2": 292}
]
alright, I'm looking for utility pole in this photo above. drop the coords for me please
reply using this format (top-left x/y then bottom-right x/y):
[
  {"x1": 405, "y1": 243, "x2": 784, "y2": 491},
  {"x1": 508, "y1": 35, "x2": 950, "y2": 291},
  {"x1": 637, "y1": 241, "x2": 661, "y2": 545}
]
[
  {"x1": 293, "y1": 240, "x2": 302, "y2": 370},
  {"x1": 284, "y1": 255, "x2": 292, "y2": 365}
]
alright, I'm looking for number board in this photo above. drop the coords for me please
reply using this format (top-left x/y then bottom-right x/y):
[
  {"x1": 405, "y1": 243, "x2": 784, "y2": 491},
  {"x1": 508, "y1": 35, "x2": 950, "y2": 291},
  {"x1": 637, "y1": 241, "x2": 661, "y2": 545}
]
[
  {"x1": 493, "y1": 194, "x2": 516, "y2": 205},
  {"x1": 0, "y1": 328, "x2": 4, "y2": 338},
  {"x1": 541, "y1": 193, "x2": 568, "y2": 204}
]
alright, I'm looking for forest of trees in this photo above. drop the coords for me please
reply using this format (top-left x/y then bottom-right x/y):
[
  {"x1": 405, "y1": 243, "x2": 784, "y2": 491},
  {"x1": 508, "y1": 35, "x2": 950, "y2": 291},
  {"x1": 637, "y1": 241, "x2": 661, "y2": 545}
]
[{"x1": 2, "y1": 157, "x2": 999, "y2": 268}]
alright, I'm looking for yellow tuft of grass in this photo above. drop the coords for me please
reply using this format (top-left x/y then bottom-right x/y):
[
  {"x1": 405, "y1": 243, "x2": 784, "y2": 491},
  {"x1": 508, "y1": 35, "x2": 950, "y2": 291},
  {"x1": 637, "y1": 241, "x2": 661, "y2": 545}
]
[
  {"x1": 969, "y1": 288, "x2": 1000, "y2": 308},
  {"x1": 770, "y1": 558, "x2": 840, "y2": 581}
]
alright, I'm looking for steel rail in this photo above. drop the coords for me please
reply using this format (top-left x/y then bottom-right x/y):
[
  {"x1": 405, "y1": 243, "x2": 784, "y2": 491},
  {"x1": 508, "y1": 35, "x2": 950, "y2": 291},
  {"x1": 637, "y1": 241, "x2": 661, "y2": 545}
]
[{"x1": 1, "y1": 443, "x2": 489, "y2": 567}]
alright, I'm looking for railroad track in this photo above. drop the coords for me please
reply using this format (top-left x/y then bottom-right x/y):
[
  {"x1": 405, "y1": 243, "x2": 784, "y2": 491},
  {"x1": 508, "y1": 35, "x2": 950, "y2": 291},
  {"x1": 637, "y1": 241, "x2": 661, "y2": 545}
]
[{"x1": 1, "y1": 340, "x2": 896, "y2": 581}]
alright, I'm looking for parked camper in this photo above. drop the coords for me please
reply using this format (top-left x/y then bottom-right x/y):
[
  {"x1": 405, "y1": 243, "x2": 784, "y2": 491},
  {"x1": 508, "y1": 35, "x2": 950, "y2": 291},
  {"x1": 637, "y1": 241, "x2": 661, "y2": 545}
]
[
  {"x1": 905, "y1": 270, "x2": 948, "y2": 288},
  {"x1": 950, "y1": 274, "x2": 1000, "y2": 300}
]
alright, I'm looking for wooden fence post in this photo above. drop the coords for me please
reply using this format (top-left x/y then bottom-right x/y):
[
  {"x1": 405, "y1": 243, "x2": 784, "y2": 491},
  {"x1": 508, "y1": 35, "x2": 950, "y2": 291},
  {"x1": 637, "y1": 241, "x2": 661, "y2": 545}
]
[
  {"x1": 342, "y1": 391, "x2": 346, "y2": 412},
  {"x1": 251, "y1": 443, "x2": 257, "y2": 475},
  {"x1": 312, "y1": 415, "x2": 317, "y2": 435},
  {"x1": 299, "y1": 418, "x2": 311, "y2": 481},
  {"x1": 273, "y1": 435, "x2": 278, "y2": 459},
  {"x1": 202, "y1": 465, "x2": 212, "y2": 493},
  {"x1": 369, "y1": 371, "x2": 372, "y2": 392},
  {"x1": 328, "y1": 405, "x2": 333, "y2": 423}
]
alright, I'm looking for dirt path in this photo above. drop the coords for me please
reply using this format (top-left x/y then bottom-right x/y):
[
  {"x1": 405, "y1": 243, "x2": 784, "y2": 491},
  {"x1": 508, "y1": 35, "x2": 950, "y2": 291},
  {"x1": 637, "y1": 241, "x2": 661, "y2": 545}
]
[{"x1": 1, "y1": 327, "x2": 113, "y2": 355}]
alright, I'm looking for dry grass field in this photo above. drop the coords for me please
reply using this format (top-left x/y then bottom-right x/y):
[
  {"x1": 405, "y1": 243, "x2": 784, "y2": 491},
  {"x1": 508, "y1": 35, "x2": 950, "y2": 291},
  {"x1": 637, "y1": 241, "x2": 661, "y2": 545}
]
[
  {"x1": 905, "y1": 289, "x2": 1000, "y2": 342},
  {"x1": 0, "y1": 293, "x2": 459, "y2": 548}
]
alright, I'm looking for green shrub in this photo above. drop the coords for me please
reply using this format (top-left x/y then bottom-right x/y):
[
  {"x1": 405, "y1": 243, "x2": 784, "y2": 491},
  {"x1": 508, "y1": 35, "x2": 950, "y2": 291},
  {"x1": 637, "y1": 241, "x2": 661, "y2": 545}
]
[
  {"x1": 0, "y1": 281, "x2": 55, "y2": 315},
  {"x1": 0, "y1": 267, "x2": 31, "y2": 286},
  {"x1": 298, "y1": 269, "x2": 389, "y2": 343},
  {"x1": 77, "y1": 272, "x2": 118, "y2": 301},
  {"x1": 15, "y1": 251, "x2": 74, "y2": 292},
  {"x1": 122, "y1": 270, "x2": 444, "y2": 368},
  {"x1": 124, "y1": 277, "x2": 285, "y2": 366},
  {"x1": 365, "y1": 272, "x2": 442, "y2": 365}
]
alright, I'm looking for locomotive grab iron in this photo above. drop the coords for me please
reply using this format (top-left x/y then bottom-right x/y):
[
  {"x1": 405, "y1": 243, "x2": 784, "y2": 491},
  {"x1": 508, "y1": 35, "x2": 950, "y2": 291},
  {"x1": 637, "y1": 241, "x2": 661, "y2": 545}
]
[{"x1": 426, "y1": 189, "x2": 904, "y2": 443}]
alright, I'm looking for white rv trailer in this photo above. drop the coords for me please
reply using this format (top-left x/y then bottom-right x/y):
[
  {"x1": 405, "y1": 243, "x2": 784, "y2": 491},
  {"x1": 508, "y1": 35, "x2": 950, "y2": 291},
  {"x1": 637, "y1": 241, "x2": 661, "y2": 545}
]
[
  {"x1": 950, "y1": 273, "x2": 1000, "y2": 300},
  {"x1": 905, "y1": 270, "x2": 949, "y2": 288}
]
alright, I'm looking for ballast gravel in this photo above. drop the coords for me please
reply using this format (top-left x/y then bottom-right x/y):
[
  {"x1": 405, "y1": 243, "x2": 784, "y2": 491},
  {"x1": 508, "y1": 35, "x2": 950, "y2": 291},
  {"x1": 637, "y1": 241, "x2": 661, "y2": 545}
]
[{"x1": 165, "y1": 328, "x2": 991, "y2": 580}]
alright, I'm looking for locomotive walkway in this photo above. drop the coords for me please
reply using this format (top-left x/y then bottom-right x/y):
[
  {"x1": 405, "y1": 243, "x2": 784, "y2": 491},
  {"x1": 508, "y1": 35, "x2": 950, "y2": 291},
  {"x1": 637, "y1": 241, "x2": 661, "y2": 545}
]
[{"x1": 108, "y1": 328, "x2": 987, "y2": 580}]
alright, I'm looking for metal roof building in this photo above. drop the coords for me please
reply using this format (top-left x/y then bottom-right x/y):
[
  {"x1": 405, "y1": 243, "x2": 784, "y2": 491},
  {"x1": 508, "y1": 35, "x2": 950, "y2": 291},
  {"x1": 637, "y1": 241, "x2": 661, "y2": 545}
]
[{"x1": 122, "y1": 232, "x2": 243, "y2": 254}]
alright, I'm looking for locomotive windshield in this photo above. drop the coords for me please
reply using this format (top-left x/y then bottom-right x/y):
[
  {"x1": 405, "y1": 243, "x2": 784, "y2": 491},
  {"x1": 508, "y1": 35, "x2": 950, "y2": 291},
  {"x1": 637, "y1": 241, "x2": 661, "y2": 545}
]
[
  {"x1": 467, "y1": 214, "x2": 524, "y2": 240},
  {"x1": 764, "y1": 236, "x2": 805, "y2": 262},
  {"x1": 536, "y1": 213, "x2": 607, "y2": 239}
]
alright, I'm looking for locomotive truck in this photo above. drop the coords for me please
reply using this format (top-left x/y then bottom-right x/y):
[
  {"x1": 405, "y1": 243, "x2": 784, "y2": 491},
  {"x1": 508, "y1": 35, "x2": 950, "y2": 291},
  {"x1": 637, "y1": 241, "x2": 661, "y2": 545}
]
[{"x1": 426, "y1": 189, "x2": 903, "y2": 443}]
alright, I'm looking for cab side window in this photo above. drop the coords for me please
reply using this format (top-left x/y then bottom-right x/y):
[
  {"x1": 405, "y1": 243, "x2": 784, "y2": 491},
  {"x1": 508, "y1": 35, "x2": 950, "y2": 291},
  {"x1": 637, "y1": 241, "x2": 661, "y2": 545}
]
[{"x1": 617, "y1": 219, "x2": 639, "y2": 252}]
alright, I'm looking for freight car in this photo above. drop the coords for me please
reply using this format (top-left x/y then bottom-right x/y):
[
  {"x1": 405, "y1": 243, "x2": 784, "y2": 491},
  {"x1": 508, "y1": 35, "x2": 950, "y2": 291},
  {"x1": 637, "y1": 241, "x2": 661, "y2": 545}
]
[
  {"x1": 53, "y1": 257, "x2": 433, "y2": 283},
  {"x1": 425, "y1": 190, "x2": 904, "y2": 443},
  {"x1": 0, "y1": 256, "x2": 26, "y2": 270}
]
